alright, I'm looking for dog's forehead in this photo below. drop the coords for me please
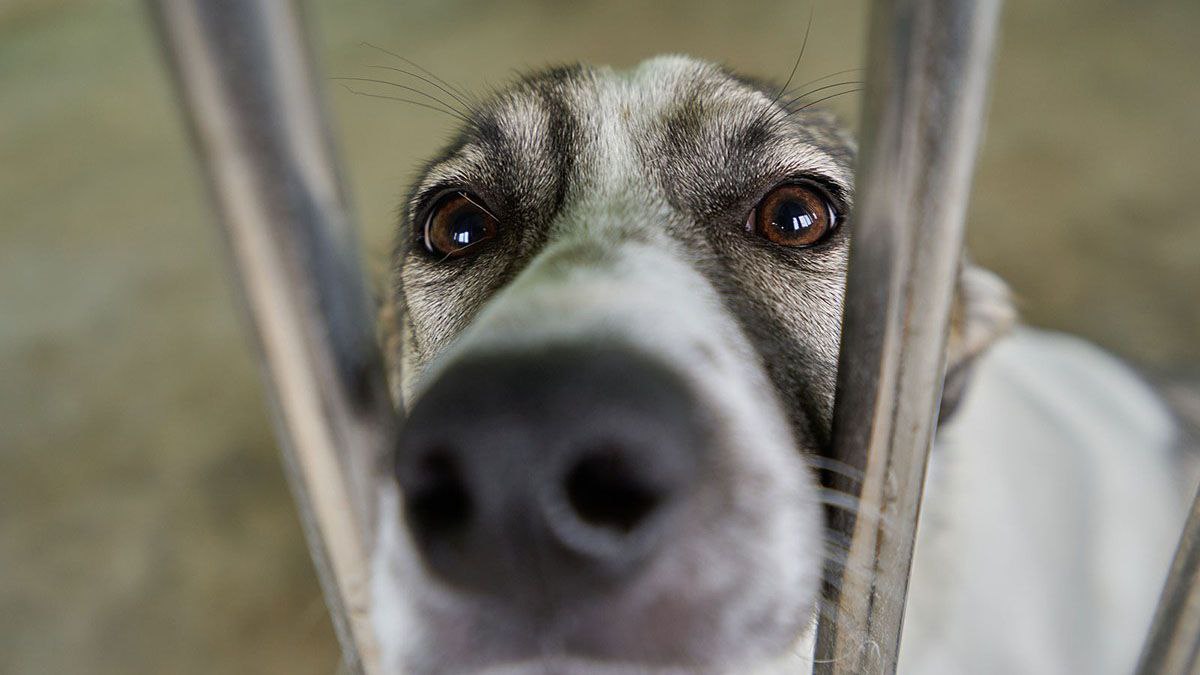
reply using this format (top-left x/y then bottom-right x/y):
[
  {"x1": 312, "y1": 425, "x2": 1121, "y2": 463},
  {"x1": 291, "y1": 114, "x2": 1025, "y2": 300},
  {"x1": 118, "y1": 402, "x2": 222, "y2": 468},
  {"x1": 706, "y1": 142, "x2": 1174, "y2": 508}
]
[{"x1": 408, "y1": 55, "x2": 854, "y2": 219}]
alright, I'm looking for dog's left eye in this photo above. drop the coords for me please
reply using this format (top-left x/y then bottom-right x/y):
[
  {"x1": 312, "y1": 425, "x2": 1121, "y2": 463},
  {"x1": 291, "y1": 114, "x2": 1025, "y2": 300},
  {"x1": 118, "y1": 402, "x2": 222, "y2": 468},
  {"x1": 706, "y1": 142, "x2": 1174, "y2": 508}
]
[
  {"x1": 423, "y1": 192, "x2": 498, "y2": 259},
  {"x1": 746, "y1": 182, "x2": 839, "y2": 248}
]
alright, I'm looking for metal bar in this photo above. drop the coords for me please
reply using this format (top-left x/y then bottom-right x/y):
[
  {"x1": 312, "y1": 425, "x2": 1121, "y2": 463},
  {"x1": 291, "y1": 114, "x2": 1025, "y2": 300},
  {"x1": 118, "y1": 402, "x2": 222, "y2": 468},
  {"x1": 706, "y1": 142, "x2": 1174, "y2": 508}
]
[
  {"x1": 814, "y1": 1, "x2": 1001, "y2": 673},
  {"x1": 148, "y1": 2, "x2": 394, "y2": 673},
  {"x1": 1136, "y1": 485, "x2": 1200, "y2": 674}
]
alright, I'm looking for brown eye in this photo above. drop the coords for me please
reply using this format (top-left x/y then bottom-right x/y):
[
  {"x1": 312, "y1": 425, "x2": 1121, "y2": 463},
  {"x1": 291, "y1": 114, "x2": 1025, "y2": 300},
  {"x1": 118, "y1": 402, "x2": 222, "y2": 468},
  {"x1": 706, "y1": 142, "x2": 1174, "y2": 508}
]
[
  {"x1": 423, "y1": 192, "x2": 498, "y2": 259},
  {"x1": 747, "y1": 182, "x2": 838, "y2": 248}
]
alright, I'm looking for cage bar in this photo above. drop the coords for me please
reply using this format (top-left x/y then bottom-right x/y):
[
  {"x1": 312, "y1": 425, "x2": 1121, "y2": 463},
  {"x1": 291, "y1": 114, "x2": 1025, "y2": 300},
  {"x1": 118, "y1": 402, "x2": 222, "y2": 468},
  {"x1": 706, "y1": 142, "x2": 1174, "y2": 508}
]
[
  {"x1": 1136, "y1": 485, "x2": 1200, "y2": 674},
  {"x1": 142, "y1": 0, "x2": 1161, "y2": 673},
  {"x1": 814, "y1": 1, "x2": 1002, "y2": 673},
  {"x1": 148, "y1": 2, "x2": 393, "y2": 673}
]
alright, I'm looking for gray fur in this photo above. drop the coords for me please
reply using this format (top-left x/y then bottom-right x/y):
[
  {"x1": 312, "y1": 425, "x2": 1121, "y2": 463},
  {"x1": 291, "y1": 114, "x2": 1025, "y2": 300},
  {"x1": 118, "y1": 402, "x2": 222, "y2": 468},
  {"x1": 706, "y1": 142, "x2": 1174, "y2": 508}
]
[{"x1": 376, "y1": 55, "x2": 1013, "y2": 674}]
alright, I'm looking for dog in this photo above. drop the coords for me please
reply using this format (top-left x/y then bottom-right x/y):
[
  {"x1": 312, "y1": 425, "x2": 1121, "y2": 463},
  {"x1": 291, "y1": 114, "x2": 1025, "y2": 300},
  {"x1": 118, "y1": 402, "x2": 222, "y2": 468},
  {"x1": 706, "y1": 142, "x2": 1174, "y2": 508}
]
[{"x1": 371, "y1": 56, "x2": 1193, "y2": 674}]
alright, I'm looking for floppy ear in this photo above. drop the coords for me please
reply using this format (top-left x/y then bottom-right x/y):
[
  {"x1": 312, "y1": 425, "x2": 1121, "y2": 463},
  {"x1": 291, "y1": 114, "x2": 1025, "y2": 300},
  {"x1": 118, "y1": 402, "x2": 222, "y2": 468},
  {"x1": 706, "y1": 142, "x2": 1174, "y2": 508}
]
[{"x1": 939, "y1": 260, "x2": 1017, "y2": 421}]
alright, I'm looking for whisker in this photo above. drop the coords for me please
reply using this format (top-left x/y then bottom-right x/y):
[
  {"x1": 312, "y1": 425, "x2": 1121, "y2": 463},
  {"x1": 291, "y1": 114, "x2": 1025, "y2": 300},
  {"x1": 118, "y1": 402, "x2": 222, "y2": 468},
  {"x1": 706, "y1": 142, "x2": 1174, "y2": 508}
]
[
  {"x1": 806, "y1": 455, "x2": 866, "y2": 484},
  {"x1": 783, "y1": 67, "x2": 865, "y2": 98},
  {"x1": 368, "y1": 64, "x2": 475, "y2": 113},
  {"x1": 822, "y1": 543, "x2": 882, "y2": 579},
  {"x1": 816, "y1": 486, "x2": 896, "y2": 533},
  {"x1": 769, "y1": 2, "x2": 816, "y2": 108},
  {"x1": 814, "y1": 595, "x2": 844, "y2": 627},
  {"x1": 434, "y1": 233, "x2": 490, "y2": 263},
  {"x1": 787, "y1": 87, "x2": 865, "y2": 115},
  {"x1": 808, "y1": 596, "x2": 881, "y2": 666},
  {"x1": 818, "y1": 574, "x2": 898, "y2": 620},
  {"x1": 457, "y1": 191, "x2": 499, "y2": 221},
  {"x1": 336, "y1": 84, "x2": 470, "y2": 124},
  {"x1": 331, "y1": 76, "x2": 469, "y2": 119},
  {"x1": 823, "y1": 547, "x2": 850, "y2": 574},
  {"x1": 824, "y1": 530, "x2": 854, "y2": 554},
  {"x1": 821, "y1": 552, "x2": 880, "y2": 586},
  {"x1": 784, "y1": 80, "x2": 866, "y2": 109},
  {"x1": 817, "y1": 487, "x2": 864, "y2": 513},
  {"x1": 359, "y1": 41, "x2": 472, "y2": 100}
]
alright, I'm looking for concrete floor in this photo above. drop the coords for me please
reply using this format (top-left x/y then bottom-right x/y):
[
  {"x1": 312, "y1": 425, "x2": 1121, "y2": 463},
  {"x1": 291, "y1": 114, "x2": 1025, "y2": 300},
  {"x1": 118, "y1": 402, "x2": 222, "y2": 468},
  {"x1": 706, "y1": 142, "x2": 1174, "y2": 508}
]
[{"x1": 1, "y1": 0, "x2": 1197, "y2": 673}]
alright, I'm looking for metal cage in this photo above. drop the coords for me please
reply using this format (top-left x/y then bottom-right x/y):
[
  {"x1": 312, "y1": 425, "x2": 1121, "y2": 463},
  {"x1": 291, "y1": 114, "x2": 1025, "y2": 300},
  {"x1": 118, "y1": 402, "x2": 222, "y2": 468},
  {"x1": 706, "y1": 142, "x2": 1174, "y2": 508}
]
[{"x1": 148, "y1": 1, "x2": 1200, "y2": 673}]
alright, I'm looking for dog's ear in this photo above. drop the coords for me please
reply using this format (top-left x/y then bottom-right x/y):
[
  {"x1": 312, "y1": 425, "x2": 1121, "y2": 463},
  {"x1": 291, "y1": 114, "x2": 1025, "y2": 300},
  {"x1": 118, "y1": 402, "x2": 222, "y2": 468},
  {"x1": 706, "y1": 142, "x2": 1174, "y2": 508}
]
[{"x1": 939, "y1": 261, "x2": 1016, "y2": 421}]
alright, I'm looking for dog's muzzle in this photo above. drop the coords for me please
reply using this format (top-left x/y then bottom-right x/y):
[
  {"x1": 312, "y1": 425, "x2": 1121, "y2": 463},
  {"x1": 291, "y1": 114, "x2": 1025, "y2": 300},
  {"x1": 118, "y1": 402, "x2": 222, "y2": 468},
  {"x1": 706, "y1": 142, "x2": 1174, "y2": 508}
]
[{"x1": 379, "y1": 240, "x2": 822, "y2": 671}]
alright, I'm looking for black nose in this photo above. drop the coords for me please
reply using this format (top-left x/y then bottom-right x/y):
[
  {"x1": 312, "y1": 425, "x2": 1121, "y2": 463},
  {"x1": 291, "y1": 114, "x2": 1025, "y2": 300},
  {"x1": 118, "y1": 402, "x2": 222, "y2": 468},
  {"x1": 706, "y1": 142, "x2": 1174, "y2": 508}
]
[{"x1": 394, "y1": 345, "x2": 707, "y2": 604}]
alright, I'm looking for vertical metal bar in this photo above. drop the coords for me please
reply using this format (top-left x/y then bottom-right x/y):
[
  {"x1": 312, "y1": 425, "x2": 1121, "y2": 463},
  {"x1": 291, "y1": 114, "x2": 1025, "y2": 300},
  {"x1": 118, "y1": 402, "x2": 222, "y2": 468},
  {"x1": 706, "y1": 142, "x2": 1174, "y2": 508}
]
[
  {"x1": 1135, "y1": 486, "x2": 1200, "y2": 674},
  {"x1": 814, "y1": 0, "x2": 1001, "y2": 673},
  {"x1": 148, "y1": 2, "x2": 394, "y2": 673}
]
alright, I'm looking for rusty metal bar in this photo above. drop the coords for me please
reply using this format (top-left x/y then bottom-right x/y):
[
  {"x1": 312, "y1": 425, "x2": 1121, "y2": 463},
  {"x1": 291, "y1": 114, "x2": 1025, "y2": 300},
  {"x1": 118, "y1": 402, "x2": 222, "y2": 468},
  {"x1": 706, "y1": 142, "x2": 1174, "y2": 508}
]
[
  {"x1": 814, "y1": 0, "x2": 1002, "y2": 673},
  {"x1": 148, "y1": 2, "x2": 394, "y2": 673},
  {"x1": 1136, "y1": 485, "x2": 1200, "y2": 674}
]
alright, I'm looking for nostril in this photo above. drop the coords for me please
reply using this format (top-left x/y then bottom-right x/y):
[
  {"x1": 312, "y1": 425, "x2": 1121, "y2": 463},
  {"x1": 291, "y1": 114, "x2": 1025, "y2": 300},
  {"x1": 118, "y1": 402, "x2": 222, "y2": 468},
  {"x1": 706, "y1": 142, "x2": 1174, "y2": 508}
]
[
  {"x1": 404, "y1": 448, "x2": 473, "y2": 539},
  {"x1": 565, "y1": 446, "x2": 663, "y2": 534}
]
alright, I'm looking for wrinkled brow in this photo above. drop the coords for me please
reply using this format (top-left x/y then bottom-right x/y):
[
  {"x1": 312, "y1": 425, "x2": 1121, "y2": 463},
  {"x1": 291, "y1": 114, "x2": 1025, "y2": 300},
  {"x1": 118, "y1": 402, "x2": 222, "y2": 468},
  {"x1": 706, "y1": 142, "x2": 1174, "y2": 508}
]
[
  {"x1": 400, "y1": 66, "x2": 856, "y2": 237},
  {"x1": 400, "y1": 83, "x2": 580, "y2": 246},
  {"x1": 643, "y1": 93, "x2": 856, "y2": 219}
]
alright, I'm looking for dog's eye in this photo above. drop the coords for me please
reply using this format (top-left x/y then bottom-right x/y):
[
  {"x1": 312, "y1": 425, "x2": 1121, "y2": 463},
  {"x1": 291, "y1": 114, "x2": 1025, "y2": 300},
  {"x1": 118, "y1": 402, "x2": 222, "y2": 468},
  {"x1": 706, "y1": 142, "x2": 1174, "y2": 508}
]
[
  {"x1": 747, "y1": 182, "x2": 838, "y2": 248},
  {"x1": 423, "y1": 192, "x2": 498, "y2": 259}
]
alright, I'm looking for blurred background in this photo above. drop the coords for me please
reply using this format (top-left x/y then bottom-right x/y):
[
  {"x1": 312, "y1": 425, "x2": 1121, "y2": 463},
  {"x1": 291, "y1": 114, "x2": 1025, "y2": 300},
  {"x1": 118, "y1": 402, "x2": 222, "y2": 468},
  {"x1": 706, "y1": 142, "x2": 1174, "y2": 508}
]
[{"x1": 1, "y1": 0, "x2": 1197, "y2": 673}]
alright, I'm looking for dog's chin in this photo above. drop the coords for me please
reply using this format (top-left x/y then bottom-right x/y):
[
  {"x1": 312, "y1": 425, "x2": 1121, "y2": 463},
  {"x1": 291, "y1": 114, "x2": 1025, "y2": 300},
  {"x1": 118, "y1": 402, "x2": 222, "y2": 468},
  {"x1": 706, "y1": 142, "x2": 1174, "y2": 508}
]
[
  {"x1": 391, "y1": 597, "x2": 815, "y2": 675},
  {"x1": 466, "y1": 647, "x2": 814, "y2": 675},
  {"x1": 373, "y1": 474, "x2": 821, "y2": 675},
  {"x1": 398, "y1": 602, "x2": 814, "y2": 675}
]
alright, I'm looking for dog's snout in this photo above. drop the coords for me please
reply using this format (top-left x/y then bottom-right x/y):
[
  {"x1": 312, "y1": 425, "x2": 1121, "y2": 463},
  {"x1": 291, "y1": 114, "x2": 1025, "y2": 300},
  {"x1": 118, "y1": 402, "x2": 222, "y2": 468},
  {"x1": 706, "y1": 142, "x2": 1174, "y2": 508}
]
[{"x1": 394, "y1": 345, "x2": 708, "y2": 603}]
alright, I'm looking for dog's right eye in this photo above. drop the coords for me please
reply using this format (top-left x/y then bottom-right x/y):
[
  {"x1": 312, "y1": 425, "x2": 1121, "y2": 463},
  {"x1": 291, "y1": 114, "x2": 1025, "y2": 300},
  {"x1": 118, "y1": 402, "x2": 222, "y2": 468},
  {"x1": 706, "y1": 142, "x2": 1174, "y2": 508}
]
[
  {"x1": 746, "y1": 181, "x2": 839, "y2": 249},
  {"x1": 422, "y1": 192, "x2": 498, "y2": 260}
]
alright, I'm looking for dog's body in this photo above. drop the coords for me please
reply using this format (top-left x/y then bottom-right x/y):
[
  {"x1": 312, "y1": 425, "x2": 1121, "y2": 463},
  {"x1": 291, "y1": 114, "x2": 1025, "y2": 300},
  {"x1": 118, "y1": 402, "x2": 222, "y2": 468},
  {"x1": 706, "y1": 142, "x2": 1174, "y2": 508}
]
[
  {"x1": 902, "y1": 329, "x2": 1186, "y2": 674},
  {"x1": 374, "y1": 56, "x2": 1191, "y2": 674}
]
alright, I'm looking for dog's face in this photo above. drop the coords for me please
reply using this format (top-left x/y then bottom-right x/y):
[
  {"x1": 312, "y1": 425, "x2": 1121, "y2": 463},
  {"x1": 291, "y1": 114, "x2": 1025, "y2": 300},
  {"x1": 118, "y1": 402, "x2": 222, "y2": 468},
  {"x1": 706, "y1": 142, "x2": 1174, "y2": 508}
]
[{"x1": 374, "y1": 55, "x2": 1007, "y2": 674}]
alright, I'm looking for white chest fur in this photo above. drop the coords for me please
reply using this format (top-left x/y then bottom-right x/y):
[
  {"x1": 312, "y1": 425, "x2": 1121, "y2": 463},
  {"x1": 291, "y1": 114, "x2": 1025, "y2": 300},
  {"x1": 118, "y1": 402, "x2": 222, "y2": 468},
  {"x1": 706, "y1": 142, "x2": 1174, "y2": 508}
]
[{"x1": 899, "y1": 328, "x2": 1191, "y2": 674}]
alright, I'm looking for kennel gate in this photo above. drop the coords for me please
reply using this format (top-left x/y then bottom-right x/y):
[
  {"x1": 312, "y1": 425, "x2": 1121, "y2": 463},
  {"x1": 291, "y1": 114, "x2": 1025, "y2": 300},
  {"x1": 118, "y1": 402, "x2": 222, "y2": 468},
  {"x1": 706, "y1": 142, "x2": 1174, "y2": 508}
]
[{"x1": 148, "y1": 1, "x2": 1200, "y2": 673}]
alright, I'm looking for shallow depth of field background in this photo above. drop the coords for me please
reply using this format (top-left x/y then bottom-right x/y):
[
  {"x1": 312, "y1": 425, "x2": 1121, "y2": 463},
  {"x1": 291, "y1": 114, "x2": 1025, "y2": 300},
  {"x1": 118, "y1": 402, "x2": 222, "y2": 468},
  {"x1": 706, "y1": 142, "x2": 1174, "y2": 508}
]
[{"x1": 2, "y1": 0, "x2": 1198, "y2": 673}]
